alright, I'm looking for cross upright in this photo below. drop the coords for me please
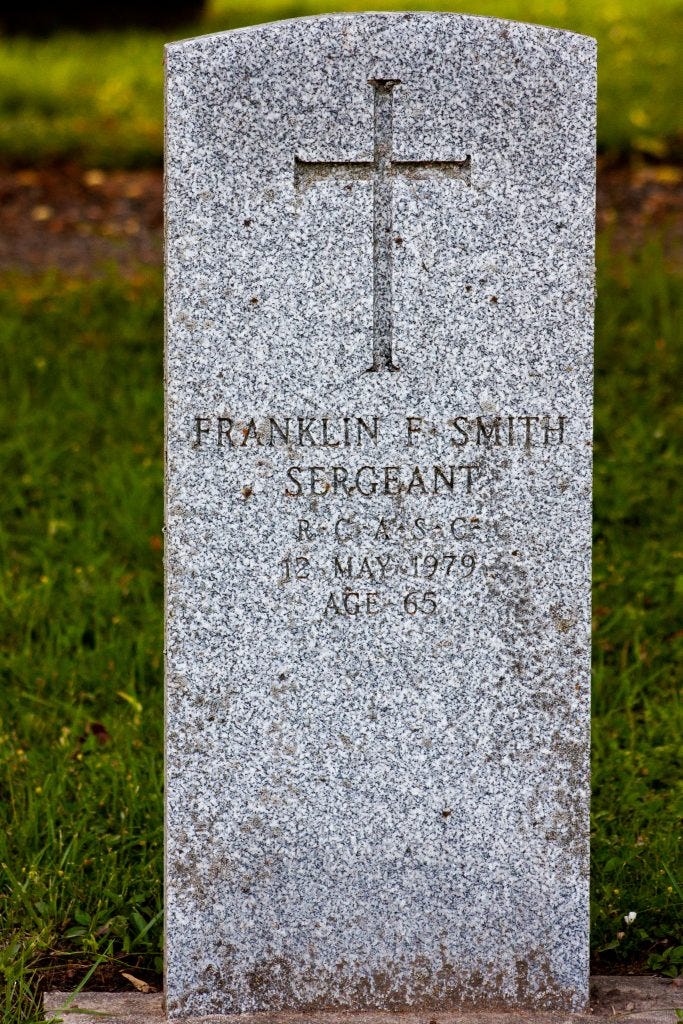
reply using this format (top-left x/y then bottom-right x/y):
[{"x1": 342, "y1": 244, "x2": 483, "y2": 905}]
[{"x1": 295, "y1": 78, "x2": 471, "y2": 372}]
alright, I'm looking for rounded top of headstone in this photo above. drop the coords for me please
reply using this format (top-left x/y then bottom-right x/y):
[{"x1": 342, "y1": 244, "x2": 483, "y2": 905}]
[{"x1": 166, "y1": 11, "x2": 596, "y2": 55}]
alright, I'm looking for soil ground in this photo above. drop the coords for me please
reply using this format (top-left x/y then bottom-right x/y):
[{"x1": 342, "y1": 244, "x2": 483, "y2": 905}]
[
  {"x1": 42, "y1": 976, "x2": 683, "y2": 1024},
  {"x1": 1, "y1": 159, "x2": 681, "y2": 276},
  {"x1": 0, "y1": 166, "x2": 162, "y2": 275}
]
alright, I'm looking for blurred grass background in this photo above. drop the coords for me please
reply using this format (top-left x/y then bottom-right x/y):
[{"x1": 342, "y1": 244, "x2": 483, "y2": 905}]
[
  {"x1": 0, "y1": 0, "x2": 681, "y2": 166},
  {"x1": 0, "y1": 0, "x2": 681, "y2": 1021}
]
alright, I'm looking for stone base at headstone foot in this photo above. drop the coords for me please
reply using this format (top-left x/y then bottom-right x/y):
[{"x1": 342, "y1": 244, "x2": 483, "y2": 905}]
[
  {"x1": 165, "y1": 12, "x2": 596, "y2": 1018},
  {"x1": 44, "y1": 979, "x2": 683, "y2": 1024}
]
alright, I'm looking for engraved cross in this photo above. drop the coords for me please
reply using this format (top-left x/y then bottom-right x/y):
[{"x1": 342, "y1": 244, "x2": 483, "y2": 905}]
[{"x1": 295, "y1": 78, "x2": 470, "y2": 372}]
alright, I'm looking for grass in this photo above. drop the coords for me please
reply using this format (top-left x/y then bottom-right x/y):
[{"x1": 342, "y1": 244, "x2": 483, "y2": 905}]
[
  {"x1": 590, "y1": 239, "x2": 683, "y2": 967},
  {"x1": 0, "y1": 0, "x2": 681, "y2": 166},
  {"x1": 0, "y1": 241, "x2": 681, "y2": 1020},
  {"x1": 0, "y1": 274, "x2": 164, "y2": 1021}
]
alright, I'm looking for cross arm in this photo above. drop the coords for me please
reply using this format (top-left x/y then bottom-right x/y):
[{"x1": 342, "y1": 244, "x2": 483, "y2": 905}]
[
  {"x1": 294, "y1": 157, "x2": 373, "y2": 194},
  {"x1": 393, "y1": 154, "x2": 471, "y2": 182}
]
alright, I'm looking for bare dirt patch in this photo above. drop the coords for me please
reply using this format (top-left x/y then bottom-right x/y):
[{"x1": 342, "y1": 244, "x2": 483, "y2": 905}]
[
  {"x1": 597, "y1": 159, "x2": 683, "y2": 263},
  {"x1": 0, "y1": 159, "x2": 681, "y2": 276},
  {"x1": 0, "y1": 165, "x2": 162, "y2": 276}
]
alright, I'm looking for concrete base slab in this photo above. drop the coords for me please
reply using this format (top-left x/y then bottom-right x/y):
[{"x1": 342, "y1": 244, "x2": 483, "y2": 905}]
[{"x1": 44, "y1": 977, "x2": 681, "y2": 1024}]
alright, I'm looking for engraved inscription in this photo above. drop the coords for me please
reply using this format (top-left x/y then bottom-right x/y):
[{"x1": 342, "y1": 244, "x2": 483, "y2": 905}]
[
  {"x1": 193, "y1": 414, "x2": 566, "y2": 450},
  {"x1": 280, "y1": 519, "x2": 480, "y2": 617},
  {"x1": 283, "y1": 463, "x2": 480, "y2": 496},
  {"x1": 190, "y1": 411, "x2": 568, "y2": 616}
]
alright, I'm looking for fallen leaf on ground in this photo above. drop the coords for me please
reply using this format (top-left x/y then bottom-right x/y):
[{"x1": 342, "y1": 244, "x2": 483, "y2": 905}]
[{"x1": 120, "y1": 972, "x2": 156, "y2": 993}]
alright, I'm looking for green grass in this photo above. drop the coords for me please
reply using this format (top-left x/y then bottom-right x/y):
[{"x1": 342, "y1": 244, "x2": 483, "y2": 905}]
[
  {"x1": 0, "y1": 274, "x2": 164, "y2": 1021},
  {"x1": 591, "y1": 240, "x2": 683, "y2": 967},
  {"x1": 0, "y1": 243, "x2": 681, "y2": 1020},
  {"x1": 0, "y1": 0, "x2": 681, "y2": 166}
]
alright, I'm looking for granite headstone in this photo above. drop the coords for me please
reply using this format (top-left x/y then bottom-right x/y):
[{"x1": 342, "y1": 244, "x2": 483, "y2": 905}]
[{"x1": 165, "y1": 13, "x2": 595, "y2": 1018}]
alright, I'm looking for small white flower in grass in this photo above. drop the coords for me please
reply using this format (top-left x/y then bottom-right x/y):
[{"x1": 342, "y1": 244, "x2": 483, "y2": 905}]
[{"x1": 624, "y1": 911, "x2": 637, "y2": 925}]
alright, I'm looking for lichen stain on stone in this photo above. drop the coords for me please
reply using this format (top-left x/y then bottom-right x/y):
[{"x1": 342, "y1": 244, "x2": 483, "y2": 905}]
[
  {"x1": 246, "y1": 956, "x2": 293, "y2": 997},
  {"x1": 524, "y1": 731, "x2": 589, "y2": 865},
  {"x1": 514, "y1": 955, "x2": 571, "y2": 1010},
  {"x1": 550, "y1": 605, "x2": 578, "y2": 633},
  {"x1": 198, "y1": 950, "x2": 579, "y2": 1014}
]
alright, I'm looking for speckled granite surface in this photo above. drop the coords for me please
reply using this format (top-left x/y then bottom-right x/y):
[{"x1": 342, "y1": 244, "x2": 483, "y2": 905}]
[{"x1": 164, "y1": 13, "x2": 595, "y2": 1018}]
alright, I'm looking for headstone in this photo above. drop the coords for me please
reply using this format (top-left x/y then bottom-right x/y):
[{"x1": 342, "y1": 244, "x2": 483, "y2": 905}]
[{"x1": 165, "y1": 13, "x2": 595, "y2": 1018}]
